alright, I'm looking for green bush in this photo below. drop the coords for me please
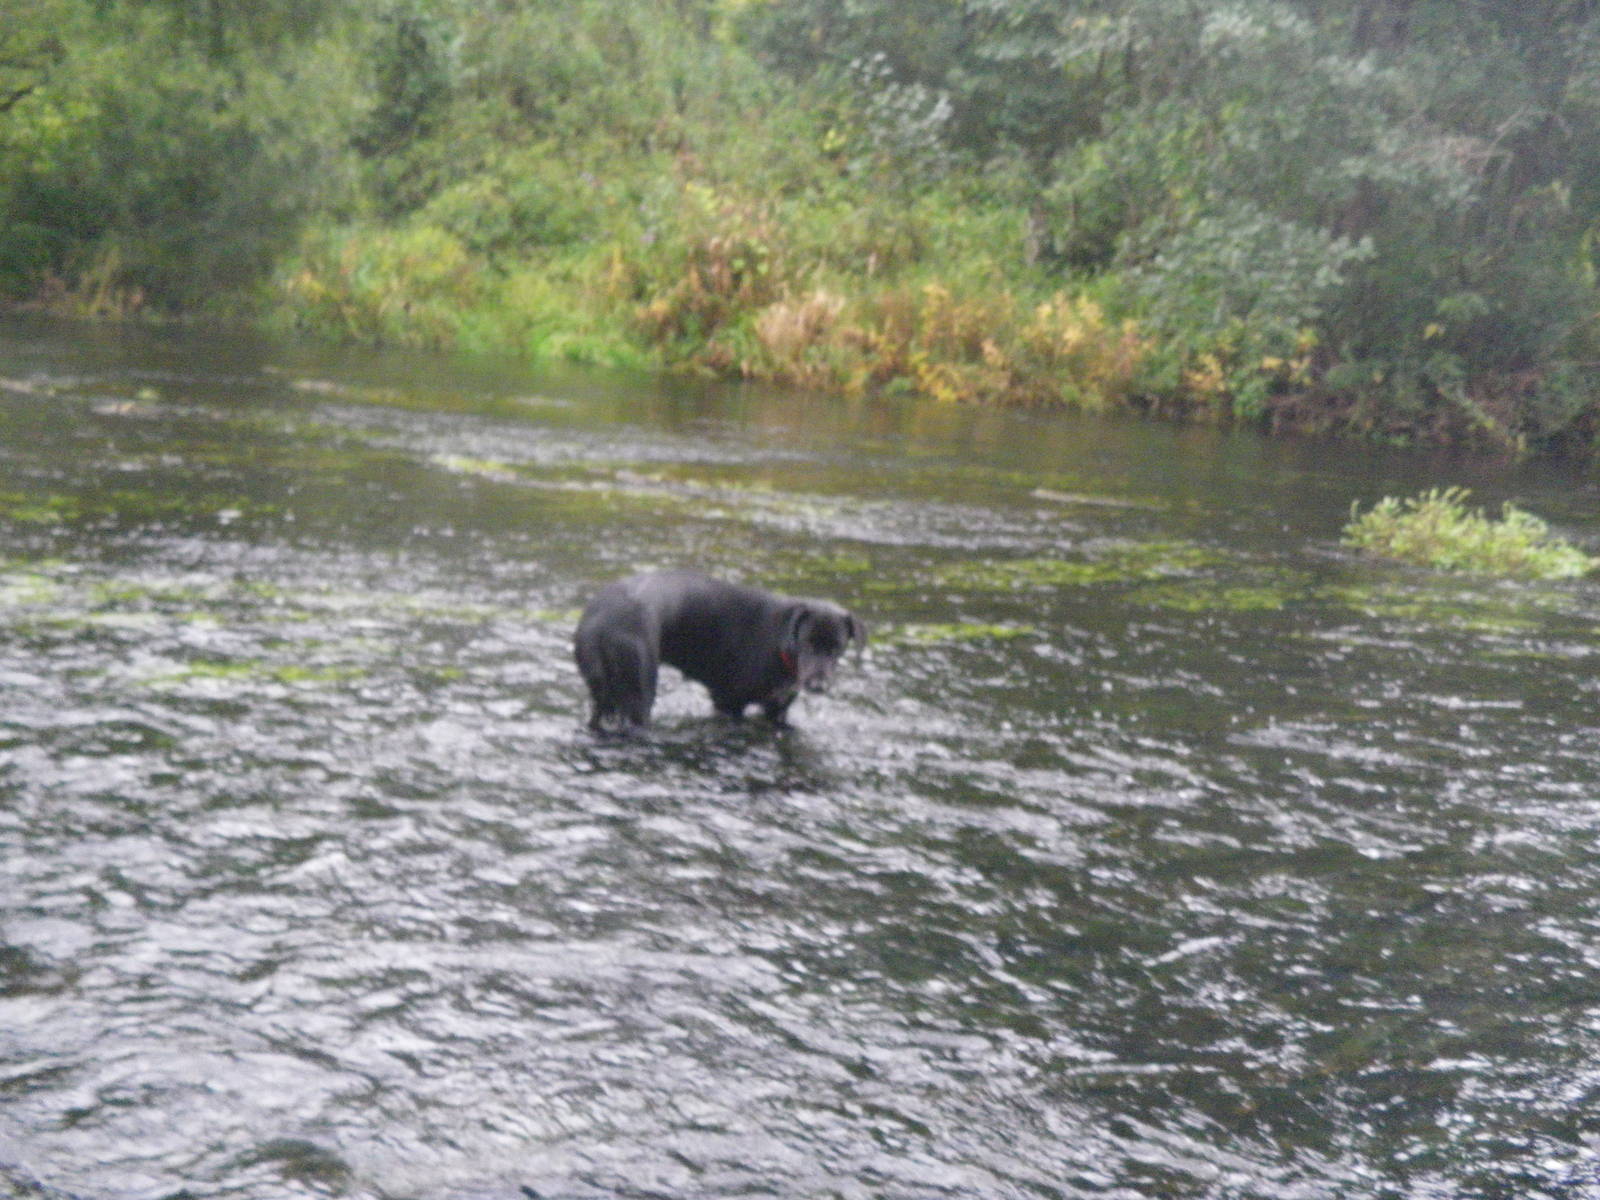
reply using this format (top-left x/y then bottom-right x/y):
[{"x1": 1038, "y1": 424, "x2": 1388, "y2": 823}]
[
  {"x1": 276, "y1": 224, "x2": 481, "y2": 347},
  {"x1": 1129, "y1": 200, "x2": 1371, "y2": 419},
  {"x1": 0, "y1": 8, "x2": 360, "y2": 309},
  {"x1": 1343, "y1": 487, "x2": 1599, "y2": 580},
  {"x1": 415, "y1": 152, "x2": 600, "y2": 257}
]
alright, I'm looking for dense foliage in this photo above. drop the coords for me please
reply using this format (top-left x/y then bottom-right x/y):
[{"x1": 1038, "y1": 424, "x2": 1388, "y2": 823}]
[{"x1": 4, "y1": 0, "x2": 1600, "y2": 453}]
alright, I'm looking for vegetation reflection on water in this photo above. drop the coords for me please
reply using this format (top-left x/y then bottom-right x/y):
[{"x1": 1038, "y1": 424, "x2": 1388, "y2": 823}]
[{"x1": 3, "y1": 318, "x2": 1600, "y2": 1200}]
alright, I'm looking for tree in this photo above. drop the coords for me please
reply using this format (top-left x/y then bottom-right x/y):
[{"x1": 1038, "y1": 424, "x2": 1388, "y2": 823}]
[
  {"x1": 738, "y1": 0, "x2": 1600, "y2": 443},
  {"x1": 0, "y1": 1, "x2": 71, "y2": 115}
]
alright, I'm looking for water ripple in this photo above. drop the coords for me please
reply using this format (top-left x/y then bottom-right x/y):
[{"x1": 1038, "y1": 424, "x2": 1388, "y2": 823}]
[{"x1": 3, "y1": 321, "x2": 1600, "y2": 1198}]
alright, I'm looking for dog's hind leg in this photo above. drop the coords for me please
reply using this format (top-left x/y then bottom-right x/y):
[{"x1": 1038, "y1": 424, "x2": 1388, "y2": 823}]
[
  {"x1": 595, "y1": 633, "x2": 656, "y2": 734},
  {"x1": 620, "y1": 655, "x2": 656, "y2": 731}
]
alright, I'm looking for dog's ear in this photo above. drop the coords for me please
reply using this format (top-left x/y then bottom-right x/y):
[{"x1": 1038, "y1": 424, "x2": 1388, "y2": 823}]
[{"x1": 781, "y1": 602, "x2": 811, "y2": 659}]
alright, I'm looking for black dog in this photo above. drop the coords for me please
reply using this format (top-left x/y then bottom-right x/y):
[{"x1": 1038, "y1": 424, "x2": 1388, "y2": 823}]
[{"x1": 574, "y1": 570, "x2": 866, "y2": 734}]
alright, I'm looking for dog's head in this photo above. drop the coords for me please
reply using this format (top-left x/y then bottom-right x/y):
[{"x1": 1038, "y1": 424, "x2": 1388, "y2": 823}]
[{"x1": 780, "y1": 600, "x2": 867, "y2": 694}]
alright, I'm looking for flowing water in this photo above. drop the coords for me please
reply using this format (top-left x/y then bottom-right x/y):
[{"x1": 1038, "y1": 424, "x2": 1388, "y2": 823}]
[{"x1": 3, "y1": 316, "x2": 1600, "y2": 1200}]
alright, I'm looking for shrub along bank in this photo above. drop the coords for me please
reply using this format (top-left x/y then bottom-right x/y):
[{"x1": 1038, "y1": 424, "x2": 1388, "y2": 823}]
[{"x1": 4, "y1": 0, "x2": 1600, "y2": 456}]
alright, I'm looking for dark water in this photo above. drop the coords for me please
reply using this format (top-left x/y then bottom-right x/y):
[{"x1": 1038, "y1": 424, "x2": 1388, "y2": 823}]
[{"x1": 3, "y1": 316, "x2": 1600, "y2": 1200}]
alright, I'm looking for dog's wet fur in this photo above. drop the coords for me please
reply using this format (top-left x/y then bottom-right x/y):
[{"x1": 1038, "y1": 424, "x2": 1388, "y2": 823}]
[{"x1": 575, "y1": 570, "x2": 866, "y2": 735}]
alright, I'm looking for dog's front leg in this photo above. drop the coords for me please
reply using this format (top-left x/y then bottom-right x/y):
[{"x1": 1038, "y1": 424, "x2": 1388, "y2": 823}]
[{"x1": 712, "y1": 694, "x2": 749, "y2": 721}]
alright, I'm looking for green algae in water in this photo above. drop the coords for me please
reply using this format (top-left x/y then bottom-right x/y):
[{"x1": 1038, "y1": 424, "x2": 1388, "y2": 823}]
[
  {"x1": 431, "y1": 454, "x2": 523, "y2": 481},
  {"x1": 0, "y1": 562, "x2": 66, "y2": 607},
  {"x1": 531, "y1": 606, "x2": 583, "y2": 626},
  {"x1": 89, "y1": 577, "x2": 217, "y2": 610},
  {"x1": 932, "y1": 542, "x2": 1220, "y2": 592},
  {"x1": 1030, "y1": 487, "x2": 1164, "y2": 510},
  {"x1": 770, "y1": 552, "x2": 875, "y2": 592},
  {"x1": 881, "y1": 622, "x2": 1038, "y2": 645},
  {"x1": 139, "y1": 659, "x2": 368, "y2": 690},
  {"x1": 0, "y1": 488, "x2": 276, "y2": 529},
  {"x1": 0, "y1": 493, "x2": 87, "y2": 525},
  {"x1": 1130, "y1": 583, "x2": 1295, "y2": 613},
  {"x1": 795, "y1": 551, "x2": 873, "y2": 576},
  {"x1": 1320, "y1": 581, "x2": 1570, "y2": 636},
  {"x1": 0, "y1": 563, "x2": 501, "y2": 641},
  {"x1": 588, "y1": 466, "x2": 858, "y2": 525}
]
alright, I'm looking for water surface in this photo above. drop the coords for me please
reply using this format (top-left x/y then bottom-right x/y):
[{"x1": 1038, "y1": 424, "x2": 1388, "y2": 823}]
[{"x1": 3, "y1": 316, "x2": 1600, "y2": 1199}]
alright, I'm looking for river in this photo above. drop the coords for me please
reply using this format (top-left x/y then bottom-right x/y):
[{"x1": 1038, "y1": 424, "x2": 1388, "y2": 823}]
[{"x1": 3, "y1": 315, "x2": 1600, "y2": 1199}]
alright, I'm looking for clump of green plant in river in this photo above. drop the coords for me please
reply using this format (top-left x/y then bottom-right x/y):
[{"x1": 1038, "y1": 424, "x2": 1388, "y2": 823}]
[{"x1": 1342, "y1": 488, "x2": 1599, "y2": 580}]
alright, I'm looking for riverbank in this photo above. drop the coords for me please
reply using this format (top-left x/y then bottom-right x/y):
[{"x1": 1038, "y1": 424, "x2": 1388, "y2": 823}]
[
  {"x1": 5, "y1": 1, "x2": 1600, "y2": 457},
  {"x1": 109, "y1": 173, "x2": 1600, "y2": 459}
]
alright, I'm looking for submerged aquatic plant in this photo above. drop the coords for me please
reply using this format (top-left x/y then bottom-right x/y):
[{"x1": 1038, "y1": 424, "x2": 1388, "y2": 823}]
[
  {"x1": 1342, "y1": 487, "x2": 1598, "y2": 580},
  {"x1": 881, "y1": 621, "x2": 1037, "y2": 645},
  {"x1": 933, "y1": 542, "x2": 1219, "y2": 591}
]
